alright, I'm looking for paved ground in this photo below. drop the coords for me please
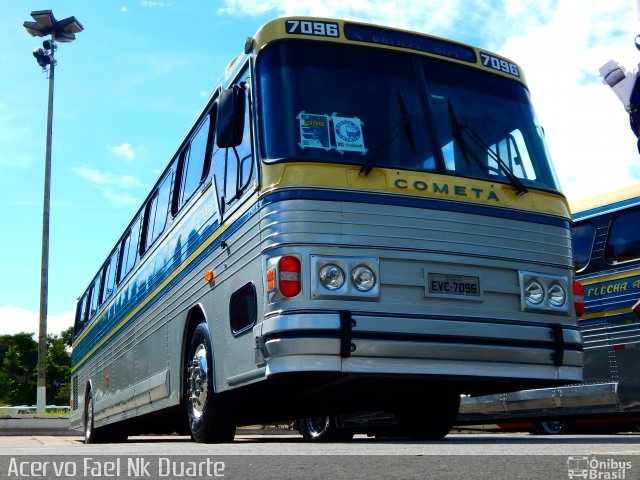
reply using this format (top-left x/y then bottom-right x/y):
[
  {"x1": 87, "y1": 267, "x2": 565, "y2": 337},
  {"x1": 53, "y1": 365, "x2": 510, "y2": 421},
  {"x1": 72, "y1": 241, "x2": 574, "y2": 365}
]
[
  {"x1": 1, "y1": 433, "x2": 638, "y2": 479},
  {"x1": 1, "y1": 432, "x2": 639, "y2": 455}
]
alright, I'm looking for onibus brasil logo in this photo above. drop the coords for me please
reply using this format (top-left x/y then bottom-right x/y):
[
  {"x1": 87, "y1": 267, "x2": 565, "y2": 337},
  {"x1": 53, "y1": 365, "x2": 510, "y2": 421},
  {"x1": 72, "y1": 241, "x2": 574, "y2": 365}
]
[{"x1": 567, "y1": 456, "x2": 632, "y2": 479}]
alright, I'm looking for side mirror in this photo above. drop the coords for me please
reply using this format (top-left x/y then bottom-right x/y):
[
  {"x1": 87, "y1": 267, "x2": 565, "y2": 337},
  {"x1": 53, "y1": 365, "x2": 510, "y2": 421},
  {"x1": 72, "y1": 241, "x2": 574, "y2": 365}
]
[{"x1": 216, "y1": 84, "x2": 246, "y2": 148}]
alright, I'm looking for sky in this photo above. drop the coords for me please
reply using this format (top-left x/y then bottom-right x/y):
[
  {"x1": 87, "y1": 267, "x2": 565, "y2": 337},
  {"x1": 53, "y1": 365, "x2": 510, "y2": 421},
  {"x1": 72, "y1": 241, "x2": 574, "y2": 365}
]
[{"x1": 2, "y1": 0, "x2": 640, "y2": 337}]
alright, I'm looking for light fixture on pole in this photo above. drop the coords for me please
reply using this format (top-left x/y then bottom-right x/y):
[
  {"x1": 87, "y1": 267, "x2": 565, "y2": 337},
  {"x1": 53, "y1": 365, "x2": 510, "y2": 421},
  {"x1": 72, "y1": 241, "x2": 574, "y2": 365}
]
[{"x1": 23, "y1": 9, "x2": 83, "y2": 415}]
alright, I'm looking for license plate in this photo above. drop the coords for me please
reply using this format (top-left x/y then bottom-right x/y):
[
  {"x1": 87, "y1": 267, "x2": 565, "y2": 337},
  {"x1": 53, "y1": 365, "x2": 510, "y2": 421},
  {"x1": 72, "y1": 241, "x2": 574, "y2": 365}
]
[{"x1": 428, "y1": 273, "x2": 480, "y2": 297}]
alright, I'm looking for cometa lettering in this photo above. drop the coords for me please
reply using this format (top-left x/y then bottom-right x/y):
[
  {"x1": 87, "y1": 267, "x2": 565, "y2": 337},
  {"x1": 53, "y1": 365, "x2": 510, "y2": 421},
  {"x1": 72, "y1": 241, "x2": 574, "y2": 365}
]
[{"x1": 394, "y1": 179, "x2": 500, "y2": 202}]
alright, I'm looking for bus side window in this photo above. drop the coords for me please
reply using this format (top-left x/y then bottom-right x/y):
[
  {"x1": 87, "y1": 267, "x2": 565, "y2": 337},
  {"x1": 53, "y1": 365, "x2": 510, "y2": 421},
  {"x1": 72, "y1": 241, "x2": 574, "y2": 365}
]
[
  {"x1": 101, "y1": 248, "x2": 119, "y2": 304},
  {"x1": 174, "y1": 113, "x2": 213, "y2": 214},
  {"x1": 605, "y1": 209, "x2": 640, "y2": 264},
  {"x1": 142, "y1": 172, "x2": 173, "y2": 253},
  {"x1": 88, "y1": 275, "x2": 101, "y2": 320},
  {"x1": 118, "y1": 216, "x2": 141, "y2": 283},
  {"x1": 73, "y1": 293, "x2": 89, "y2": 338},
  {"x1": 572, "y1": 223, "x2": 596, "y2": 272},
  {"x1": 223, "y1": 84, "x2": 253, "y2": 210}
]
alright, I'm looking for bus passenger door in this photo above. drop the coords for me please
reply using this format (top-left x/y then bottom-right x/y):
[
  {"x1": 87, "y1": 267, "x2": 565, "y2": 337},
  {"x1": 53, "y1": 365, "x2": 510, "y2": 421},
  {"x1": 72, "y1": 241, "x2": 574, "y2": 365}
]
[{"x1": 210, "y1": 74, "x2": 263, "y2": 387}]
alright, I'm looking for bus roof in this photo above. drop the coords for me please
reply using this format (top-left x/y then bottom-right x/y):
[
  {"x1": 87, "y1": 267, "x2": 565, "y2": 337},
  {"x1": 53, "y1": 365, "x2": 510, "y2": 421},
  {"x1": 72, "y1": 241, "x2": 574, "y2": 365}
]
[
  {"x1": 249, "y1": 17, "x2": 527, "y2": 85},
  {"x1": 571, "y1": 183, "x2": 640, "y2": 219}
]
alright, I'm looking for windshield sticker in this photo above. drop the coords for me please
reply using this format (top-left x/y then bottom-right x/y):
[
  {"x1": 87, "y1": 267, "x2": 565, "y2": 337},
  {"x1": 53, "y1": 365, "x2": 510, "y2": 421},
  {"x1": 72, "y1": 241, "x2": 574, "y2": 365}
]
[
  {"x1": 332, "y1": 115, "x2": 367, "y2": 154},
  {"x1": 298, "y1": 112, "x2": 331, "y2": 150}
]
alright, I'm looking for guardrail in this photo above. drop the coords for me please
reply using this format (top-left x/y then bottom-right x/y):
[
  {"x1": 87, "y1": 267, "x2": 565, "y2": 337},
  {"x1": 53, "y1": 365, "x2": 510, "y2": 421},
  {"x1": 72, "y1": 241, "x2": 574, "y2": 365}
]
[{"x1": 0, "y1": 405, "x2": 70, "y2": 415}]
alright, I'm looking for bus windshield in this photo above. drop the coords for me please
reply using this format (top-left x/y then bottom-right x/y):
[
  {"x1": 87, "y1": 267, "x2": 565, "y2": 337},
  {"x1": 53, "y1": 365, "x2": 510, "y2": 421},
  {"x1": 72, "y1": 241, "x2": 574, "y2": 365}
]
[{"x1": 258, "y1": 41, "x2": 561, "y2": 192}]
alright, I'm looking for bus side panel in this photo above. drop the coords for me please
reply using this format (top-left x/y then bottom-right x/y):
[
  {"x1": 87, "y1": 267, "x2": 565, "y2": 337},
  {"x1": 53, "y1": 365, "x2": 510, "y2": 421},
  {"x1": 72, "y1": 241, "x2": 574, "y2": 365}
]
[
  {"x1": 581, "y1": 265, "x2": 640, "y2": 411},
  {"x1": 615, "y1": 345, "x2": 640, "y2": 409},
  {"x1": 70, "y1": 187, "x2": 223, "y2": 431},
  {"x1": 198, "y1": 205, "x2": 264, "y2": 394}
]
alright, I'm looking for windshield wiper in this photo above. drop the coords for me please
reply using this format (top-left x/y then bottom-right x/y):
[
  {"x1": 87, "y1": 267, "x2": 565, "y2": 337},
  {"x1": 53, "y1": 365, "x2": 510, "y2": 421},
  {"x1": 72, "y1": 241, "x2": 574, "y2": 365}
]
[
  {"x1": 447, "y1": 100, "x2": 528, "y2": 195},
  {"x1": 360, "y1": 90, "x2": 416, "y2": 176}
]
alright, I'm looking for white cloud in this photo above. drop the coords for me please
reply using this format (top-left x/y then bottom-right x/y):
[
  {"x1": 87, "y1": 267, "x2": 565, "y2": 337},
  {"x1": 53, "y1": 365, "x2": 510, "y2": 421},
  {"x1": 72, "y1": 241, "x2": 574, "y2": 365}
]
[
  {"x1": 120, "y1": 175, "x2": 143, "y2": 188},
  {"x1": 108, "y1": 142, "x2": 136, "y2": 161},
  {"x1": 71, "y1": 166, "x2": 111, "y2": 185},
  {"x1": 141, "y1": 1, "x2": 168, "y2": 7},
  {"x1": 498, "y1": 0, "x2": 640, "y2": 202},
  {"x1": 70, "y1": 166, "x2": 144, "y2": 206},
  {"x1": 71, "y1": 166, "x2": 142, "y2": 188},
  {"x1": 219, "y1": 0, "x2": 555, "y2": 48},
  {"x1": 103, "y1": 189, "x2": 142, "y2": 206},
  {"x1": 0, "y1": 306, "x2": 75, "y2": 336}
]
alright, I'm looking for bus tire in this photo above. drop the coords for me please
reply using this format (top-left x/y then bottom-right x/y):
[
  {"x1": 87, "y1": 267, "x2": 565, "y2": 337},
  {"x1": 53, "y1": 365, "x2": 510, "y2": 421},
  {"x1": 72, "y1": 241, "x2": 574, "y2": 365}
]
[
  {"x1": 395, "y1": 392, "x2": 460, "y2": 440},
  {"x1": 298, "y1": 415, "x2": 354, "y2": 442},
  {"x1": 84, "y1": 389, "x2": 128, "y2": 444},
  {"x1": 531, "y1": 419, "x2": 573, "y2": 435},
  {"x1": 186, "y1": 322, "x2": 236, "y2": 443},
  {"x1": 83, "y1": 388, "x2": 96, "y2": 444}
]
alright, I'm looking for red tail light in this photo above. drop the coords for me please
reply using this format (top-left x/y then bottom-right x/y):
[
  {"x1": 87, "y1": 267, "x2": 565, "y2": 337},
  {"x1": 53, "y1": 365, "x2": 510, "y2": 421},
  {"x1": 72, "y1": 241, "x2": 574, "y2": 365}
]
[
  {"x1": 573, "y1": 281, "x2": 584, "y2": 317},
  {"x1": 279, "y1": 256, "x2": 301, "y2": 297}
]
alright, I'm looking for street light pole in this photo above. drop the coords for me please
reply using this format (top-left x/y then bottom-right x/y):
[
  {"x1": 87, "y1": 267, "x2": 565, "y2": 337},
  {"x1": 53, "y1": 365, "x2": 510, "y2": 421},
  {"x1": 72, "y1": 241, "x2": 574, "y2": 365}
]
[
  {"x1": 24, "y1": 10, "x2": 83, "y2": 414},
  {"x1": 36, "y1": 33, "x2": 54, "y2": 415}
]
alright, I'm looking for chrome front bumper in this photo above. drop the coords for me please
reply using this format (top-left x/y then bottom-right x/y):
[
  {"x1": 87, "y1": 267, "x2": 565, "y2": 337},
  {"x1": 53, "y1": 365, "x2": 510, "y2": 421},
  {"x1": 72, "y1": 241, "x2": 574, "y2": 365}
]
[{"x1": 258, "y1": 311, "x2": 583, "y2": 383}]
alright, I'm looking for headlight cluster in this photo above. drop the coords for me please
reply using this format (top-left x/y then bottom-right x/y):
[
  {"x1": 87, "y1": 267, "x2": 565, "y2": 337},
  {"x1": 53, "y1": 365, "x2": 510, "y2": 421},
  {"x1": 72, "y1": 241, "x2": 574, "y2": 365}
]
[
  {"x1": 313, "y1": 256, "x2": 380, "y2": 300},
  {"x1": 520, "y1": 271, "x2": 569, "y2": 313}
]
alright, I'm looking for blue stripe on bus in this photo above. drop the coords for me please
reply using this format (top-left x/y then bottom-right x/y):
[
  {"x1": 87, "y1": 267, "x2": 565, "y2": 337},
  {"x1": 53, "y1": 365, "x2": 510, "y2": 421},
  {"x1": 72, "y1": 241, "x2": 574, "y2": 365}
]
[
  {"x1": 72, "y1": 188, "x2": 569, "y2": 370},
  {"x1": 580, "y1": 312, "x2": 636, "y2": 329}
]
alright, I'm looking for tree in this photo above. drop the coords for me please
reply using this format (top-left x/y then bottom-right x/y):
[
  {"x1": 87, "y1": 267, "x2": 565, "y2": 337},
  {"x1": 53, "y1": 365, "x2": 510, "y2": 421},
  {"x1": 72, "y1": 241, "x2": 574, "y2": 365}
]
[
  {"x1": 46, "y1": 326, "x2": 73, "y2": 405},
  {"x1": 0, "y1": 327, "x2": 73, "y2": 406},
  {"x1": 0, "y1": 332, "x2": 37, "y2": 404},
  {"x1": 0, "y1": 371, "x2": 17, "y2": 405}
]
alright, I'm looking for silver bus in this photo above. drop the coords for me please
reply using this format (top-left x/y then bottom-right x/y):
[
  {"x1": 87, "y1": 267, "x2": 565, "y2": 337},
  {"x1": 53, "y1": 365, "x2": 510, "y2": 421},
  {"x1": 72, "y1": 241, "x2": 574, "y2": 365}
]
[{"x1": 69, "y1": 17, "x2": 583, "y2": 443}]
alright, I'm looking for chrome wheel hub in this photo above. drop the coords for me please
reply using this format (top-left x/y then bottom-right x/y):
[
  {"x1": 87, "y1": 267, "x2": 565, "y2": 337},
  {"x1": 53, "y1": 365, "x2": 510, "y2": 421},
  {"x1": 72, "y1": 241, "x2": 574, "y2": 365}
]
[
  {"x1": 84, "y1": 396, "x2": 93, "y2": 442},
  {"x1": 305, "y1": 416, "x2": 330, "y2": 438},
  {"x1": 188, "y1": 343, "x2": 208, "y2": 418}
]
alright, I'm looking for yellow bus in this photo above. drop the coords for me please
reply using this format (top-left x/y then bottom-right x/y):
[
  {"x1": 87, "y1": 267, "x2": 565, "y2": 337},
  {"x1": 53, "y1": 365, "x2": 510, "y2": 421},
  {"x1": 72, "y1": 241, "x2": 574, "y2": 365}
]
[{"x1": 70, "y1": 17, "x2": 583, "y2": 443}]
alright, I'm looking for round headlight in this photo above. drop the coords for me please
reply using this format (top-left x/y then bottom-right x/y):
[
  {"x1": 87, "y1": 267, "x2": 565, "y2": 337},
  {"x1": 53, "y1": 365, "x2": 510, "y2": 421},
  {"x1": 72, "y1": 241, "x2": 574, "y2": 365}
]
[
  {"x1": 351, "y1": 265, "x2": 376, "y2": 292},
  {"x1": 319, "y1": 264, "x2": 345, "y2": 290},
  {"x1": 548, "y1": 283, "x2": 566, "y2": 307},
  {"x1": 525, "y1": 280, "x2": 544, "y2": 305}
]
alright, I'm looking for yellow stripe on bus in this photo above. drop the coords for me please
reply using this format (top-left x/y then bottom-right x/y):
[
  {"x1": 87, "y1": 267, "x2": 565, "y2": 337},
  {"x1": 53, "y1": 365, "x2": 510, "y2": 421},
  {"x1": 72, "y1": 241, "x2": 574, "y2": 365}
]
[
  {"x1": 261, "y1": 163, "x2": 570, "y2": 218},
  {"x1": 581, "y1": 306, "x2": 633, "y2": 321}
]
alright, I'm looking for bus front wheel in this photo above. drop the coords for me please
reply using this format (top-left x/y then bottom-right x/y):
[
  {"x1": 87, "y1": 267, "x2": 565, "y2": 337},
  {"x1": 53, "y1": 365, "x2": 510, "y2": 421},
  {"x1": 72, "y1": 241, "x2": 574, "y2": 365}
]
[{"x1": 186, "y1": 323, "x2": 236, "y2": 443}]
